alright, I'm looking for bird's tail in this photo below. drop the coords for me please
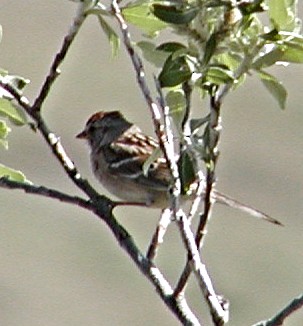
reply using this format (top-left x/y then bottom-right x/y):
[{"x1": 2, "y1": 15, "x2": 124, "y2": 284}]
[{"x1": 213, "y1": 190, "x2": 283, "y2": 226}]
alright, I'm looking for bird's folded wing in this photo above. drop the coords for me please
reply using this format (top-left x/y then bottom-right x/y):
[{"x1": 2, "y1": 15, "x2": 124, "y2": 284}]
[{"x1": 107, "y1": 143, "x2": 170, "y2": 191}]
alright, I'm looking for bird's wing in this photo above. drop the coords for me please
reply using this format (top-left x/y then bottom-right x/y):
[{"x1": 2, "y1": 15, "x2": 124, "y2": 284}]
[{"x1": 105, "y1": 132, "x2": 171, "y2": 191}]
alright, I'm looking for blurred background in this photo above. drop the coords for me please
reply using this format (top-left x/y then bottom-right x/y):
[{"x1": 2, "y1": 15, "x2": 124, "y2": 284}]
[{"x1": 0, "y1": 1, "x2": 302, "y2": 325}]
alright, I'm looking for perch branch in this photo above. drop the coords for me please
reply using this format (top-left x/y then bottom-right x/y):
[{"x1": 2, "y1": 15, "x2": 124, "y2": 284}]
[
  {"x1": 0, "y1": 177, "x2": 92, "y2": 210},
  {"x1": 0, "y1": 177, "x2": 200, "y2": 325}
]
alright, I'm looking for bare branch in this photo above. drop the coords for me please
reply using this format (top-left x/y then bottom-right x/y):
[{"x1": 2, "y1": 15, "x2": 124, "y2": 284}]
[
  {"x1": 154, "y1": 77, "x2": 182, "y2": 207},
  {"x1": 0, "y1": 80, "x2": 101, "y2": 201},
  {"x1": 0, "y1": 177, "x2": 93, "y2": 210},
  {"x1": 174, "y1": 212, "x2": 208, "y2": 297},
  {"x1": 146, "y1": 209, "x2": 171, "y2": 261},
  {"x1": 176, "y1": 210, "x2": 229, "y2": 325},
  {"x1": 32, "y1": 3, "x2": 88, "y2": 112},
  {"x1": 253, "y1": 293, "x2": 303, "y2": 326}
]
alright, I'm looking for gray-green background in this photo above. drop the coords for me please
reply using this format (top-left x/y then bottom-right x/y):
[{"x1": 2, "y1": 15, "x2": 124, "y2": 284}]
[{"x1": 0, "y1": 1, "x2": 302, "y2": 325}]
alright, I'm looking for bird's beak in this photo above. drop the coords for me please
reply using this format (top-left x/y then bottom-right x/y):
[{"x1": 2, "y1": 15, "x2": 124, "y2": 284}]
[{"x1": 76, "y1": 130, "x2": 88, "y2": 139}]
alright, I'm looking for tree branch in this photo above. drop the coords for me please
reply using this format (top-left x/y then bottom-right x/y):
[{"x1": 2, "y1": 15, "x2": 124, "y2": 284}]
[
  {"x1": 253, "y1": 293, "x2": 303, "y2": 326},
  {"x1": 0, "y1": 177, "x2": 93, "y2": 210},
  {"x1": 146, "y1": 209, "x2": 171, "y2": 261},
  {"x1": 176, "y1": 210, "x2": 229, "y2": 325},
  {"x1": 32, "y1": 2, "x2": 88, "y2": 112}
]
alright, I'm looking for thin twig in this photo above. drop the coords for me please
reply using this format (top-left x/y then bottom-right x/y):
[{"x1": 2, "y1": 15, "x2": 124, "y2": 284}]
[
  {"x1": 253, "y1": 293, "x2": 303, "y2": 326},
  {"x1": 110, "y1": 0, "x2": 163, "y2": 142},
  {"x1": 176, "y1": 210, "x2": 229, "y2": 325},
  {"x1": 155, "y1": 76, "x2": 182, "y2": 213},
  {"x1": 0, "y1": 177, "x2": 93, "y2": 209},
  {"x1": 146, "y1": 209, "x2": 171, "y2": 261},
  {"x1": 32, "y1": 3, "x2": 88, "y2": 112},
  {"x1": 174, "y1": 210, "x2": 208, "y2": 297}
]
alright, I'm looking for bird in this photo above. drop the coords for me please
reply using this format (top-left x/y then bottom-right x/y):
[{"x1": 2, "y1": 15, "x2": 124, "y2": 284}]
[{"x1": 76, "y1": 110, "x2": 282, "y2": 225}]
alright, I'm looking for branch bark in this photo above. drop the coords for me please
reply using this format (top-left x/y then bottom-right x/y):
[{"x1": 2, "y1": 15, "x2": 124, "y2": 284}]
[{"x1": 253, "y1": 293, "x2": 303, "y2": 326}]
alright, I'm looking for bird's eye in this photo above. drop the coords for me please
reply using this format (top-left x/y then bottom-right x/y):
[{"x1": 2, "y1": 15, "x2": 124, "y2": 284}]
[{"x1": 89, "y1": 124, "x2": 96, "y2": 133}]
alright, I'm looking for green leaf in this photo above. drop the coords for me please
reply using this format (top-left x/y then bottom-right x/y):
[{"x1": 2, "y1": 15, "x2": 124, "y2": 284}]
[
  {"x1": 216, "y1": 52, "x2": 241, "y2": 71},
  {"x1": 203, "y1": 66, "x2": 234, "y2": 86},
  {"x1": 156, "y1": 42, "x2": 186, "y2": 53},
  {"x1": 177, "y1": 151, "x2": 196, "y2": 195},
  {"x1": 0, "y1": 120, "x2": 11, "y2": 149},
  {"x1": 280, "y1": 47, "x2": 303, "y2": 63},
  {"x1": 277, "y1": 32, "x2": 303, "y2": 63},
  {"x1": 253, "y1": 47, "x2": 285, "y2": 69},
  {"x1": 122, "y1": 3, "x2": 167, "y2": 36},
  {"x1": 137, "y1": 41, "x2": 170, "y2": 67},
  {"x1": 97, "y1": 15, "x2": 120, "y2": 57},
  {"x1": 152, "y1": 4, "x2": 198, "y2": 25},
  {"x1": 260, "y1": 29, "x2": 281, "y2": 42},
  {"x1": 190, "y1": 115, "x2": 210, "y2": 133},
  {"x1": 255, "y1": 31, "x2": 303, "y2": 68},
  {"x1": 0, "y1": 98, "x2": 27, "y2": 125},
  {"x1": 203, "y1": 33, "x2": 217, "y2": 66},
  {"x1": 268, "y1": 0, "x2": 298, "y2": 32},
  {"x1": 166, "y1": 89, "x2": 186, "y2": 132},
  {"x1": 258, "y1": 71, "x2": 287, "y2": 109},
  {"x1": 158, "y1": 54, "x2": 192, "y2": 87},
  {"x1": 0, "y1": 163, "x2": 31, "y2": 184}
]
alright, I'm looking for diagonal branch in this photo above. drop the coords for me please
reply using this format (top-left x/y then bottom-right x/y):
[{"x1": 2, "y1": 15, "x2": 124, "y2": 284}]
[
  {"x1": 32, "y1": 2, "x2": 88, "y2": 112},
  {"x1": 146, "y1": 209, "x2": 171, "y2": 261},
  {"x1": 253, "y1": 293, "x2": 303, "y2": 326},
  {"x1": 176, "y1": 210, "x2": 229, "y2": 325}
]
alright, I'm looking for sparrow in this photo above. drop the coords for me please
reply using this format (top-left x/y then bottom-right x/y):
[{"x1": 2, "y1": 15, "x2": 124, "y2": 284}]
[{"x1": 76, "y1": 110, "x2": 282, "y2": 225}]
